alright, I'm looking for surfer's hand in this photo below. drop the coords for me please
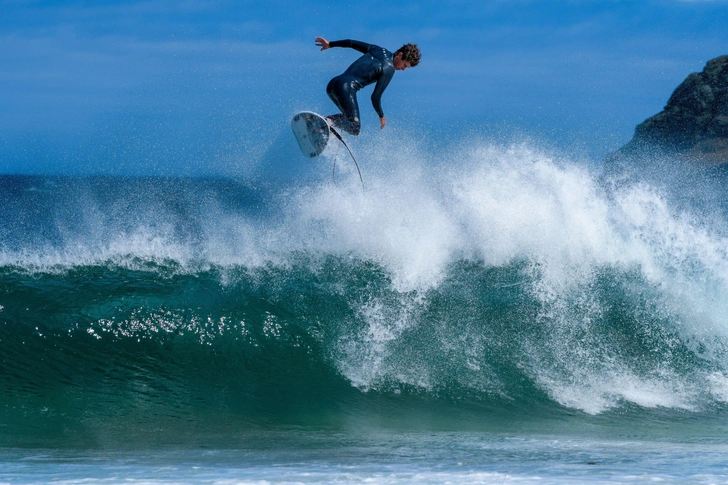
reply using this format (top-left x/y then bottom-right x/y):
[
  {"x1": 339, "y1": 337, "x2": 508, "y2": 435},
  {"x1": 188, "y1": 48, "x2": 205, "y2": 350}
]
[
  {"x1": 380, "y1": 117, "x2": 386, "y2": 129},
  {"x1": 315, "y1": 37, "x2": 330, "y2": 50}
]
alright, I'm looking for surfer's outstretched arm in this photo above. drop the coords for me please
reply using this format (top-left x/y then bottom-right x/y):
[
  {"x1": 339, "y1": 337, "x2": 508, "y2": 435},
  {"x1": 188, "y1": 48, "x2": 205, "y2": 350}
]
[{"x1": 315, "y1": 37, "x2": 372, "y2": 54}]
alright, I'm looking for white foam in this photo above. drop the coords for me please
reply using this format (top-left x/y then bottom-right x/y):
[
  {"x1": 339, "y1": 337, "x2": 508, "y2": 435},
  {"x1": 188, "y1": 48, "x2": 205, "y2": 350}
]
[
  {"x1": 707, "y1": 372, "x2": 728, "y2": 402},
  {"x1": 537, "y1": 367, "x2": 698, "y2": 414}
]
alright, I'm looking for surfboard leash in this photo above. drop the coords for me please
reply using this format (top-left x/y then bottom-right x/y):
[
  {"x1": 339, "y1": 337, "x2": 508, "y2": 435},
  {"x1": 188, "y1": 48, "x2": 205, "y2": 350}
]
[
  {"x1": 330, "y1": 129, "x2": 341, "y2": 186},
  {"x1": 328, "y1": 126, "x2": 364, "y2": 189}
]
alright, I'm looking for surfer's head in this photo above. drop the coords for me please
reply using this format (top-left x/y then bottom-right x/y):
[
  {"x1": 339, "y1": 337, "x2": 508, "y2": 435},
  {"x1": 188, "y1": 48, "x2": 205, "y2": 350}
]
[{"x1": 393, "y1": 44, "x2": 421, "y2": 71}]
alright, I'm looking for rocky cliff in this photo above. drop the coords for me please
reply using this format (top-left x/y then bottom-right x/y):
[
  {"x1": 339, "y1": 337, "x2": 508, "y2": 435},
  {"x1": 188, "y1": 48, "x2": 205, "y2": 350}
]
[{"x1": 610, "y1": 55, "x2": 728, "y2": 166}]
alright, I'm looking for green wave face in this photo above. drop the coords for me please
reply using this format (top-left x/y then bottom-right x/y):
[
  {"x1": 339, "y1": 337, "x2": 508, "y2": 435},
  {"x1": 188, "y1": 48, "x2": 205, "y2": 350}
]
[{"x1": 2, "y1": 253, "x2": 727, "y2": 446}]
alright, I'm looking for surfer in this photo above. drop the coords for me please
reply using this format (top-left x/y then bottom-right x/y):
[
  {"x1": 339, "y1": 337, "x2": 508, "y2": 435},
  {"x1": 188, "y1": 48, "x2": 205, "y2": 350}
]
[{"x1": 315, "y1": 37, "x2": 420, "y2": 136}]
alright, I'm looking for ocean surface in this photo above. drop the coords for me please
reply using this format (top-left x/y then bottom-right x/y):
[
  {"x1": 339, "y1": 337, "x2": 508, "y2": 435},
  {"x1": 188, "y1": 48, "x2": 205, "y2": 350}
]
[{"x1": 3, "y1": 140, "x2": 728, "y2": 483}]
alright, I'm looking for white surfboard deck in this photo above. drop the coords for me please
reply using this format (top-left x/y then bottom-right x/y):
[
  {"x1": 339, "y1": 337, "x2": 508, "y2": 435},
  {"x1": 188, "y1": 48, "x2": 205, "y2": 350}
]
[{"x1": 291, "y1": 111, "x2": 330, "y2": 158}]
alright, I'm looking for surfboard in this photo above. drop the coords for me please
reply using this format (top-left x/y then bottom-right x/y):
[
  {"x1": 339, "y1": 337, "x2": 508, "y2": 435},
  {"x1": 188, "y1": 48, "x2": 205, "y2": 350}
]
[
  {"x1": 291, "y1": 111, "x2": 330, "y2": 158},
  {"x1": 290, "y1": 111, "x2": 364, "y2": 188}
]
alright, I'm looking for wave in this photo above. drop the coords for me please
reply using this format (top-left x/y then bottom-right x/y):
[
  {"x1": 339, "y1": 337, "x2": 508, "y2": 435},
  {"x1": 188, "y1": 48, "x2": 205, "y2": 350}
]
[{"x1": 3, "y1": 138, "x2": 728, "y2": 443}]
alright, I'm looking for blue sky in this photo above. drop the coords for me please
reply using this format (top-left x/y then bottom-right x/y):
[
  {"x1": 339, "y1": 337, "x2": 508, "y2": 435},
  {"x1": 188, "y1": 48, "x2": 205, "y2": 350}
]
[{"x1": 1, "y1": 0, "x2": 728, "y2": 176}]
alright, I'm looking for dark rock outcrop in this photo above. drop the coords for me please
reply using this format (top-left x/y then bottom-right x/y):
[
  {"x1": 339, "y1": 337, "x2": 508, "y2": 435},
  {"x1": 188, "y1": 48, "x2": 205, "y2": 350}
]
[{"x1": 609, "y1": 55, "x2": 728, "y2": 166}]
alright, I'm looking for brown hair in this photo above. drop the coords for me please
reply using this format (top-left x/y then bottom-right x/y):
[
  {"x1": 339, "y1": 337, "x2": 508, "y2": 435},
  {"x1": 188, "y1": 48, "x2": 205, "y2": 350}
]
[{"x1": 394, "y1": 43, "x2": 421, "y2": 67}]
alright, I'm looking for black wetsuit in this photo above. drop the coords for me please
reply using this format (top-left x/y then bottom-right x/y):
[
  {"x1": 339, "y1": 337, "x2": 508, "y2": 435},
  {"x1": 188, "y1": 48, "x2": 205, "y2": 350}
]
[{"x1": 325, "y1": 39, "x2": 395, "y2": 136}]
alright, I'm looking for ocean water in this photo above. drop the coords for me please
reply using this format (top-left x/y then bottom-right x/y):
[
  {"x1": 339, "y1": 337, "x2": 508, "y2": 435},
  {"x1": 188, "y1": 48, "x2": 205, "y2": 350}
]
[{"x1": 3, "y1": 139, "x2": 728, "y2": 483}]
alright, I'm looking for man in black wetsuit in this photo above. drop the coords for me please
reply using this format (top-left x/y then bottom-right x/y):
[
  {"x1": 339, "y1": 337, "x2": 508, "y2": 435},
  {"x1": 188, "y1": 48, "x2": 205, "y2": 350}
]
[{"x1": 315, "y1": 37, "x2": 420, "y2": 136}]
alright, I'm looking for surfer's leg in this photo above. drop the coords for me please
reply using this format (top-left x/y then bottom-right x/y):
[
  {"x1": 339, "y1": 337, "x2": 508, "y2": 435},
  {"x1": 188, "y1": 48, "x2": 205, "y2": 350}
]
[{"x1": 326, "y1": 78, "x2": 361, "y2": 136}]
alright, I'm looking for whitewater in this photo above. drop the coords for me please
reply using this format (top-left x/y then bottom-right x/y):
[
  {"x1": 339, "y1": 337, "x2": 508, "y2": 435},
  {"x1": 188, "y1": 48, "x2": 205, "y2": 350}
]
[{"x1": 2, "y1": 134, "x2": 728, "y2": 483}]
